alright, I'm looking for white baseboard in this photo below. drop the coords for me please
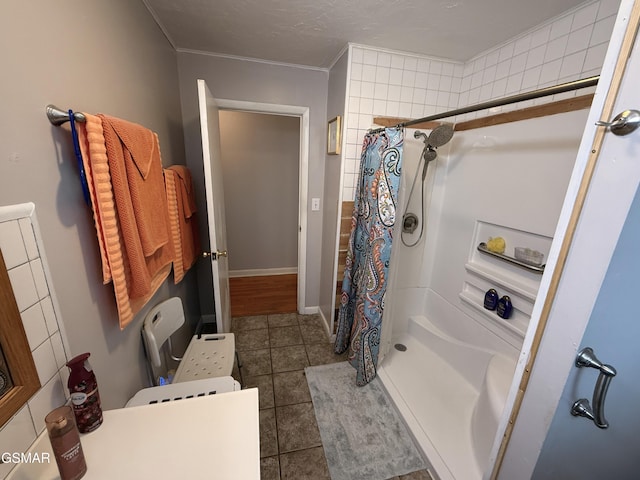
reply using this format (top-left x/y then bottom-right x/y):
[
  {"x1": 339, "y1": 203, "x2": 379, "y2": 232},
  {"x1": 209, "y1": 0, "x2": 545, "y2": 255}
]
[
  {"x1": 300, "y1": 306, "x2": 319, "y2": 315},
  {"x1": 318, "y1": 308, "x2": 336, "y2": 342},
  {"x1": 228, "y1": 267, "x2": 297, "y2": 278}
]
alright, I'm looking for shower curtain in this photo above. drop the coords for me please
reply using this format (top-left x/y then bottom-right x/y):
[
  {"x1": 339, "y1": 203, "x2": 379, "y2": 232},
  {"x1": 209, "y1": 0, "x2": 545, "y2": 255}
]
[{"x1": 335, "y1": 127, "x2": 403, "y2": 386}]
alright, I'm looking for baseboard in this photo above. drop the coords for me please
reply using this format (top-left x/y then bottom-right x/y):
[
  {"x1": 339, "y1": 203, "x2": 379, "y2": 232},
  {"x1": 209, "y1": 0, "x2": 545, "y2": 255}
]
[
  {"x1": 318, "y1": 308, "x2": 336, "y2": 342},
  {"x1": 301, "y1": 305, "x2": 319, "y2": 315},
  {"x1": 229, "y1": 267, "x2": 297, "y2": 278}
]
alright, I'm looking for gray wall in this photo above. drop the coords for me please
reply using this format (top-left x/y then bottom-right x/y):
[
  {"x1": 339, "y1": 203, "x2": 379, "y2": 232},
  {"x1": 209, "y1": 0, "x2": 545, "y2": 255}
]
[
  {"x1": 0, "y1": 1, "x2": 198, "y2": 409},
  {"x1": 319, "y1": 50, "x2": 349, "y2": 325},
  {"x1": 177, "y1": 52, "x2": 329, "y2": 312},
  {"x1": 219, "y1": 111, "x2": 299, "y2": 273}
]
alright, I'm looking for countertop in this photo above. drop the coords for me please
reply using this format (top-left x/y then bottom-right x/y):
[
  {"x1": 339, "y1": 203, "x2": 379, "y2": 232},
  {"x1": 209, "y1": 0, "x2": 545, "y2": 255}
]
[{"x1": 8, "y1": 388, "x2": 260, "y2": 479}]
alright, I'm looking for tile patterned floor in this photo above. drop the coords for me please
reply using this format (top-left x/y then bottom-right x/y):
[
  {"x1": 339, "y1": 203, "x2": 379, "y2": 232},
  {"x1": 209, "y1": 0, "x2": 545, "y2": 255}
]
[{"x1": 232, "y1": 313, "x2": 433, "y2": 480}]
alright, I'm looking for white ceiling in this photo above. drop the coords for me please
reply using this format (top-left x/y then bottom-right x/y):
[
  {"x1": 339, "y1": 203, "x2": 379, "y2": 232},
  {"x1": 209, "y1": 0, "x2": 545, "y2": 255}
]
[{"x1": 143, "y1": 0, "x2": 589, "y2": 69}]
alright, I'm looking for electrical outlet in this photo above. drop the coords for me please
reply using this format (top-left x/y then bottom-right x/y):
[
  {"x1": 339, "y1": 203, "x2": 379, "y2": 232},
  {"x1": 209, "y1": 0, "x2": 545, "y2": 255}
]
[{"x1": 311, "y1": 198, "x2": 320, "y2": 211}]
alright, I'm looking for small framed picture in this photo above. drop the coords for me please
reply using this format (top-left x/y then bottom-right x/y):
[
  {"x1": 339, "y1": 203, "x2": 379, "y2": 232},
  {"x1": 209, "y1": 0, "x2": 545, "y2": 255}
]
[{"x1": 327, "y1": 116, "x2": 342, "y2": 155}]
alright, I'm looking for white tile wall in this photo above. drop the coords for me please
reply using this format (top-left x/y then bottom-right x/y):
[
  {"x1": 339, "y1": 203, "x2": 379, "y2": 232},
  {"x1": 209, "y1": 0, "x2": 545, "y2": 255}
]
[
  {"x1": 0, "y1": 204, "x2": 70, "y2": 479},
  {"x1": 344, "y1": 46, "x2": 463, "y2": 198},
  {"x1": 341, "y1": 0, "x2": 620, "y2": 199}
]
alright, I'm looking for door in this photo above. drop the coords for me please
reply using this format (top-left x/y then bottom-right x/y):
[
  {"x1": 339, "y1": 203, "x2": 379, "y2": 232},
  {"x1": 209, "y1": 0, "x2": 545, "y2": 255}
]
[
  {"x1": 532, "y1": 186, "x2": 640, "y2": 478},
  {"x1": 496, "y1": 1, "x2": 640, "y2": 477},
  {"x1": 197, "y1": 79, "x2": 231, "y2": 334}
]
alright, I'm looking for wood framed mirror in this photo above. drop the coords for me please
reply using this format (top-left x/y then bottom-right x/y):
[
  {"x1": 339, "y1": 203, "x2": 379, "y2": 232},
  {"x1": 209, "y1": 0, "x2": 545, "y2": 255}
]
[{"x1": 0, "y1": 249, "x2": 40, "y2": 427}]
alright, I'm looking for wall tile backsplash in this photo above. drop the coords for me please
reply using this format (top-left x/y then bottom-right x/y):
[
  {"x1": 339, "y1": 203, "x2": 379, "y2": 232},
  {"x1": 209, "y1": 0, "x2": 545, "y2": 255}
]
[
  {"x1": 0, "y1": 204, "x2": 70, "y2": 478},
  {"x1": 342, "y1": 0, "x2": 620, "y2": 199}
]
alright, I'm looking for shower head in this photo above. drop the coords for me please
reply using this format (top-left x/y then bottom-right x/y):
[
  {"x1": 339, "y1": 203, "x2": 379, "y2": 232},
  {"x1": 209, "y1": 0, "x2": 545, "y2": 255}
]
[
  {"x1": 423, "y1": 147, "x2": 437, "y2": 163},
  {"x1": 414, "y1": 124, "x2": 455, "y2": 149},
  {"x1": 421, "y1": 147, "x2": 437, "y2": 180},
  {"x1": 427, "y1": 124, "x2": 455, "y2": 148}
]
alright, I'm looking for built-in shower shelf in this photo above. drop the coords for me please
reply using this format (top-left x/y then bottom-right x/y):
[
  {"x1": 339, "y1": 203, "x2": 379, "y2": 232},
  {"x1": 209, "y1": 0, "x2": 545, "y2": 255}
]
[
  {"x1": 477, "y1": 243, "x2": 545, "y2": 274},
  {"x1": 464, "y1": 263, "x2": 537, "y2": 301},
  {"x1": 459, "y1": 291, "x2": 527, "y2": 340}
]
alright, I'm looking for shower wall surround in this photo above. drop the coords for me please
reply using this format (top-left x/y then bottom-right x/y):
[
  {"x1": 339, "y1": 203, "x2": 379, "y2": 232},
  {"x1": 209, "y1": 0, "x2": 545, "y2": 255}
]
[
  {"x1": 342, "y1": 0, "x2": 620, "y2": 200},
  {"x1": 0, "y1": 204, "x2": 71, "y2": 479}
]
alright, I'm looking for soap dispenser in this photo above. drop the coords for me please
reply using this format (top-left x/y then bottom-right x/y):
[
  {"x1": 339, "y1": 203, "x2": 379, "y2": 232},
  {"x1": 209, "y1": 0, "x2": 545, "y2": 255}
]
[{"x1": 67, "y1": 352, "x2": 103, "y2": 433}]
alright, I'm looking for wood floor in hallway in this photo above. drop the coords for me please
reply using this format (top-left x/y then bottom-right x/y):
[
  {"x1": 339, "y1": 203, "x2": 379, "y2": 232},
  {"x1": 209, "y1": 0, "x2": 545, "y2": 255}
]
[{"x1": 230, "y1": 273, "x2": 297, "y2": 317}]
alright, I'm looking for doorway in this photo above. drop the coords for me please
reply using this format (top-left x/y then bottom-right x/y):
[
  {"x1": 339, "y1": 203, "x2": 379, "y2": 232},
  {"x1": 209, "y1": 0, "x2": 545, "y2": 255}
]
[
  {"x1": 215, "y1": 99, "x2": 310, "y2": 316},
  {"x1": 219, "y1": 110, "x2": 299, "y2": 316}
]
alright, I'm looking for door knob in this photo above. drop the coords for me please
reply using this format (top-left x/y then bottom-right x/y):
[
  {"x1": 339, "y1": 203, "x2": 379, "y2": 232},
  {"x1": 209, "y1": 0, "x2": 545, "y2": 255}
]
[
  {"x1": 595, "y1": 109, "x2": 640, "y2": 136},
  {"x1": 202, "y1": 250, "x2": 228, "y2": 260}
]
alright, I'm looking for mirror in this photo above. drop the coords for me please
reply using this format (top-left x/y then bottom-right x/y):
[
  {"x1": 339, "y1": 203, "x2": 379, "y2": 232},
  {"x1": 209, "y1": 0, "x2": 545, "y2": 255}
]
[{"x1": 0, "y1": 249, "x2": 40, "y2": 427}]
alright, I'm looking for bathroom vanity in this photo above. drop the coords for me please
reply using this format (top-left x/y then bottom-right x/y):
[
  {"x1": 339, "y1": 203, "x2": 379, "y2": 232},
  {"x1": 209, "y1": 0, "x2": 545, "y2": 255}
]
[{"x1": 7, "y1": 388, "x2": 260, "y2": 479}]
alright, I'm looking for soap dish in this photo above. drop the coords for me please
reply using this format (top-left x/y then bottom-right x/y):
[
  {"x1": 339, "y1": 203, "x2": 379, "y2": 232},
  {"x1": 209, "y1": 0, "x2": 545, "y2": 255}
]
[{"x1": 514, "y1": 247, "x2": 544, "y2": 266}]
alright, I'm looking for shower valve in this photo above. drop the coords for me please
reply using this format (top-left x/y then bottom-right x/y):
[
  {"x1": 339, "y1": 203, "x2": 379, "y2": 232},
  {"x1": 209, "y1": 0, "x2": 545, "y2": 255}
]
[{"x1": 402, "y1": 213, "x2": 419, "y2": 234}]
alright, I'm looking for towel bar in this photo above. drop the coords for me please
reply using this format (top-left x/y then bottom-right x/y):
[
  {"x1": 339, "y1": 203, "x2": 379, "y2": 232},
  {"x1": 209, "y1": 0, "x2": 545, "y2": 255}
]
[{"x1": 46, "y1": 104, "x2": 86, "y2": 126}]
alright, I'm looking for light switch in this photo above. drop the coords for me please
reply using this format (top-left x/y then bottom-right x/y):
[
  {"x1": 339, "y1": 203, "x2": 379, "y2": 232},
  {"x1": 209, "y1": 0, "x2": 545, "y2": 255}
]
[{"x1": 311, "y1": 198, "x2": 320, "y2": 211}]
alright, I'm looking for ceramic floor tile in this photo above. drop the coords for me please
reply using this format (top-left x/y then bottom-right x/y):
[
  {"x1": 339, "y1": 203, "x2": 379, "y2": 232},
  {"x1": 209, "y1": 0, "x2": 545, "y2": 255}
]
[
  {"x1": 260, "y1": 456, "x2": 281, "y2": 480},
  {"x1": 271, "y1": 345, "x2": 309, "y2": 373},
  {"x1": 297, "y1": 313, "x2": 324, "y2": 329},
  {"x1": 244, "y1": 374, "x2": 275, "y2": 409},
  {"x1": 268, "y1": 312, "x2": 298, "y2": 328},
  {"x1": 276, "y1": 402, "x2": 322, "y2": 453},
  {"x1": 306, "y1": 343, "x2": 349, "y2": 366},
  {"x1": 238, "y1": 349, "x2": 272, "y2": 376},
  {"x1": 300, "y1": 324, "x2": 329, "y2": 345},
  {"x1": 260, "y1": 408, "x2": 278, "y2": 458},
  {"x1": 270, "y1": 325, "x2": 303, "y2": 348},
  {"x1": 236, "y1": 328, "x2": 270, "y2": 351},
  {"x1": 232, "y1": 315, "x2": 268, "y2": 332},
  {"x1": 279, "y1": 447, "x2": 331, "y2": 480},
  {"x1": 273, "y1": 370, "x2": 311, "y2": 406}
]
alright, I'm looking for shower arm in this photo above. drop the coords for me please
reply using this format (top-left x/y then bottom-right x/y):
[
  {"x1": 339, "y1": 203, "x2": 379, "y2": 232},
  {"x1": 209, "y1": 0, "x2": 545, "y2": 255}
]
[{"x1": 369, "y1": 76, "x2": 599, "y2": 134}]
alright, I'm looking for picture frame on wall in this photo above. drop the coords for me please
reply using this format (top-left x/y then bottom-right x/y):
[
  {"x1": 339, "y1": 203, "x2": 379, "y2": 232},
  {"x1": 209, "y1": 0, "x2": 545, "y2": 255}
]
[{"x1": 327, "y1": 116, "x2": 342, "y2": 155}]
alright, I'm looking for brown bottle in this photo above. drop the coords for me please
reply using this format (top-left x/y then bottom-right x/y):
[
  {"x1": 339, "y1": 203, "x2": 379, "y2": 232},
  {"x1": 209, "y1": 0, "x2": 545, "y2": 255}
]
[
  {"x1": 45, "y1": 405, "x2": 87, "y2": 480},
  {"x1": 66, "y1": 352, "x2": 103, "y2": 433}
]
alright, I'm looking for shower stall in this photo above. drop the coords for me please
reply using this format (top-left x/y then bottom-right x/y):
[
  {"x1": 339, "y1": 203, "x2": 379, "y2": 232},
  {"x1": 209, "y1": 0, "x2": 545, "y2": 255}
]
[{"x1": 375, "y1": 90, "x2": 594, "y2": 479}]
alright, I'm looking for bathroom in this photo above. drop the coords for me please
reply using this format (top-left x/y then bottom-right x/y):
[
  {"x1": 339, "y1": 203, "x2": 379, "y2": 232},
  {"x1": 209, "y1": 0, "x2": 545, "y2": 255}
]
[{"x1": 1, "y1": 0, "x2": 639, "y2": 478}]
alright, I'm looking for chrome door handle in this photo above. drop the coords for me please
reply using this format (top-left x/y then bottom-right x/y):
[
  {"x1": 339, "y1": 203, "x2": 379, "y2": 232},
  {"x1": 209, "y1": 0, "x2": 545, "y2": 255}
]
[
  {"x1": 202, "y1": 250, "x2": 228, "y2": 260},
  {"x1": 570, "y1": 347, "x2": 616, "y2": 428},
  {"x1": 595, "y1": 109, "x2": 640, "y2": 136}
]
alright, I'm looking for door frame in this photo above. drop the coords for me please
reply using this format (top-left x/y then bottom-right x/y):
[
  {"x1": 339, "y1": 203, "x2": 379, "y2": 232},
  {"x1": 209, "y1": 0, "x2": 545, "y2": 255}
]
[
  {"x1": 214, "y1": 99, "x2": 309, "y2": 314},
  {"x1": 490, "y1": 1, "x2": 638, "y2": 477}
]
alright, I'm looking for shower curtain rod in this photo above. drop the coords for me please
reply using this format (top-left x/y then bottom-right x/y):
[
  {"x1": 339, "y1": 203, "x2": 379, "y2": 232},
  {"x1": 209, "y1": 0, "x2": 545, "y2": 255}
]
[{"x1": 369, "y1": 75, "x2": 599, "y2": 134}]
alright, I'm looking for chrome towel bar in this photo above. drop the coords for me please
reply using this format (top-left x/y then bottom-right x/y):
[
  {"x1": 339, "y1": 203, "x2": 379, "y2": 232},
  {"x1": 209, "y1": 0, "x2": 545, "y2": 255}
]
[{"x1": 46, "y1": 105, "x2": 86, "y2": 126}]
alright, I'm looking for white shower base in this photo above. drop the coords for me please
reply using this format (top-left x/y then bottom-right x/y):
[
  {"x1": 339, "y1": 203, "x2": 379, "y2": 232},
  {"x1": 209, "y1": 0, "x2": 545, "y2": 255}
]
[{"x1": 378, "y1": 315, "x2": 515, "y2": 480}]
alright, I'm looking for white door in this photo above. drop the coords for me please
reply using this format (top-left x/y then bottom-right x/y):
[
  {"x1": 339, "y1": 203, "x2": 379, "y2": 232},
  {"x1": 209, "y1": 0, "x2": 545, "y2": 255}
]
[
  {"x1": 197, "y1": 79, "x2": 231, "y2": 334},
  {"x1": 497, "y1": 1, "x2": 640, "y2": 477}
]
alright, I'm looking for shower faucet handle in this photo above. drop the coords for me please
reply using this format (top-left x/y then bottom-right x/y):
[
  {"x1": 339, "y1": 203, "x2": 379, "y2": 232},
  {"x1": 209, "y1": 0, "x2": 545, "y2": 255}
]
[{"x1": 595, "y1": 109, "x2": 640, "y2": 136}]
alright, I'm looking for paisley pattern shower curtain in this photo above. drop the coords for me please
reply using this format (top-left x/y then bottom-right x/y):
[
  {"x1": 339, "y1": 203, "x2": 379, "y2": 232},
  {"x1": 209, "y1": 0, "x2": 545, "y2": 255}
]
[{"x1": 334, "y1": 127, "x2": 403, "y2": 386}]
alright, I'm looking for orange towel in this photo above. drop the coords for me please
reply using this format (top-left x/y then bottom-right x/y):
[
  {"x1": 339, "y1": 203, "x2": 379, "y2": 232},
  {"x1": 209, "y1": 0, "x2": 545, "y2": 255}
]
[
  {"x1": 164, "y1": 169, "x2": 184, "y2": 282},
  {"x1": 76, "y1": 116, "x2": 111, "y2": 284},
  {"x1": 98, "y1": 114, "x2": 173, "y2": 300},
  {"x1": 78, "y1": 113, "x2": 172, "y2": 329},
  {"x1": 165, "y1": 166, "x2": 200, "y2": 283}
]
